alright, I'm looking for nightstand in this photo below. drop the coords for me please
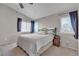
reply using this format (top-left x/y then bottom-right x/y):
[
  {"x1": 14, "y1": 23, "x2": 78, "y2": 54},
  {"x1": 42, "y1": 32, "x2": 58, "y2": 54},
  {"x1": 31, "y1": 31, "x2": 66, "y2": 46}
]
[{"x1": 53, "y1": 35, "x2": 60, "y2": 47}]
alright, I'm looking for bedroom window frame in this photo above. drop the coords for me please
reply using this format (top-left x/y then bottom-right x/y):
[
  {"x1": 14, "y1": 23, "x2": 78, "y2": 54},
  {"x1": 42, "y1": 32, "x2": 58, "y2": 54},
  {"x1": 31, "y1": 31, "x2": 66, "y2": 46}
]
[
  {"x1": 21, "y1": 21, "x2": 27, "y2": 32},
  {"x1": 17, "y1": 18, "x2": 38, "y2": 33},
  {"x1": 60, "y1": 14, "x2": 75, "y2": 34}
]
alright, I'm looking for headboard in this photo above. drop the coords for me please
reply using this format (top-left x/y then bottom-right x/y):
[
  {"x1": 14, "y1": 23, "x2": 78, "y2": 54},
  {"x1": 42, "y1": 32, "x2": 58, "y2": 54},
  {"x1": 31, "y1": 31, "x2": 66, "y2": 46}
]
[{"x1": 38, "y1": 28, "x2": 57, "y2": 35}]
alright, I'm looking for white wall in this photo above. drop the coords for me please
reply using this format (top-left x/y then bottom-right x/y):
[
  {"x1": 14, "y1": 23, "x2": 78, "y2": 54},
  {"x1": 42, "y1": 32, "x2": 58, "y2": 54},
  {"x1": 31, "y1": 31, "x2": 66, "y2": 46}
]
[
  {"x1": 38, "y1": 15, "x2": 60, "y2": 29},
  {"x1": 37, "y1": 14, "x2": 60, "y2": 35},
  {"x1": 0, "y1": 4, "x2": 30, "y2": 43},
  {"x1": 37, "y1": 12, "x2": 78, "y2": 50}
]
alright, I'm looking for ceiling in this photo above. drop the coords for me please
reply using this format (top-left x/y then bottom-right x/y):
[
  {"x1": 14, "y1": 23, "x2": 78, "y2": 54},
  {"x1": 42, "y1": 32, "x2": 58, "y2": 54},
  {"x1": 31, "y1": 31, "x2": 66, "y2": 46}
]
[{"x1": 4, "y1": 3, "x2": 78, "y2": 20}]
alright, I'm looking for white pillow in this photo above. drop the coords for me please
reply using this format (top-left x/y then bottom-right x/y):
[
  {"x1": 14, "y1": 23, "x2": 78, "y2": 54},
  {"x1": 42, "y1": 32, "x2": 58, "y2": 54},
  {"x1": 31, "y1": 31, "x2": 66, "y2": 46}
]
[
  {"x1": 37, "y1": 31, "x2": 46, "y2": 35},
  {"x1": 47, "y1": 30, "x2": 53, "y2": 34},
  {"x1": 21, "y1": 32, "x2": 30, "y2": 34}
]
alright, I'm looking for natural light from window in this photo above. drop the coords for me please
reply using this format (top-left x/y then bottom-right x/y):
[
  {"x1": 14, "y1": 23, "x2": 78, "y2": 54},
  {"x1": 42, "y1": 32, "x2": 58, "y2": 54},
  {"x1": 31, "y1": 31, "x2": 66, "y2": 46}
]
[
  {"x1": 21, "y1": 21, "x2": 38, "y2": 32},
  {"x1": 21, "y1": 21, "x2": 27, "y2": 32},
  {"x1": 35, "y1": 22, "x2": 38, "y2": 32},
  {"x1": 26, "y1": 22, "x2": 31, "y2": 32},
  {"x1": 60, "y1": 15, "x2": 74, "y2": 34}
]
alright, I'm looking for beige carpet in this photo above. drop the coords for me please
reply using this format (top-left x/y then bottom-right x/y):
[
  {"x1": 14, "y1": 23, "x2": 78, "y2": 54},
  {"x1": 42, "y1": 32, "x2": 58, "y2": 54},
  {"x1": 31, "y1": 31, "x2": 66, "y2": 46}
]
[
  {"x1": 41, "y1": 46, "x2": 78, "y2": 56},
  {"x1": 0, "y1": 43, "x2": 78, "y2": 56}
]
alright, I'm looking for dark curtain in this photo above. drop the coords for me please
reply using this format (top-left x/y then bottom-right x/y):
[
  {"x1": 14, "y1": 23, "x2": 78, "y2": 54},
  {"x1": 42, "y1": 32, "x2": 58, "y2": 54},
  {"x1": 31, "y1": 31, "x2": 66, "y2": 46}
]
[
  {"x1": 31, "y1": 20, "x2": 35, "y2": 33},
  {"x1": 17, "y1": 18, "x2": 22, "y2": 32},
  {"x1": 69, "y1": 11, "x2": 78, "y2": 39}
]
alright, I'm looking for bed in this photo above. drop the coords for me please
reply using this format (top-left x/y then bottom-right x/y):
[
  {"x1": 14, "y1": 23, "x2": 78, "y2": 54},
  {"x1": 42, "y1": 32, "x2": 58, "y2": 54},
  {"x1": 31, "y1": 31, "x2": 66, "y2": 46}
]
[{"x1": 17, "y1": 33, "x2": 54, "y2": 56}]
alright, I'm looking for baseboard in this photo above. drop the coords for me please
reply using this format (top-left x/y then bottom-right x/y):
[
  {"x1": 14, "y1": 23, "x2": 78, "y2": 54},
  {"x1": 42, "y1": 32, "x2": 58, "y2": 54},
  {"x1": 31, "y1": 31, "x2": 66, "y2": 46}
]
[{"x1": 60, "y1": 45, "x2": 78, "y2": 51}]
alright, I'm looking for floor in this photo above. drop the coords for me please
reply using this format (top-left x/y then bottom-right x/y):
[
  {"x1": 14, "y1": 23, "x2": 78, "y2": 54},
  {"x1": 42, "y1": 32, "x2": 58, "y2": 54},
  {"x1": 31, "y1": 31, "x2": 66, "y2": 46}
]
[
  {"x1": 41, "y1": 46, "x2": 78, "y2": 56},
  {"x1": 0, "y1": 43, "x2": 78, "y2": 56}
]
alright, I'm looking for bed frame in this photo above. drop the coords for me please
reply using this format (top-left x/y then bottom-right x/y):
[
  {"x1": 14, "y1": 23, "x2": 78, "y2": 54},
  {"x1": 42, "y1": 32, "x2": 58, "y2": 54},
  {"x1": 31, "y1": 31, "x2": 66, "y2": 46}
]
[
  {"x1": 17, "y1": 45, "x2": 29, "y2": 56},
  {"x1": 17, "y1": 41, "x2": 52, "y2": 56}
]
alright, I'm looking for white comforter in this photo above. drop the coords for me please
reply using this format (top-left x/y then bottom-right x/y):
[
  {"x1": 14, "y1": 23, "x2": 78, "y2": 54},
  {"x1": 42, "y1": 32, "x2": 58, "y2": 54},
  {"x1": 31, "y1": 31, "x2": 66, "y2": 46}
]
[{"x1": 17, "y1": 33, "x2": 53, "y2": 56}]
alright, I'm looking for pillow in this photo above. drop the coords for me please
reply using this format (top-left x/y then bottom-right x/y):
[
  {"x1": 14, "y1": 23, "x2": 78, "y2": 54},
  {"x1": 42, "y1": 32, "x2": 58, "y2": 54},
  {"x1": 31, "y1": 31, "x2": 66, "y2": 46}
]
[
  {"x1": 37, "y1": 31, "x2": 47, "y2": 35},
  {"x1": 21, "y1": 32, "x2": 30, "y2": 34},
  {"x1": 47, "y1": 30, "x2": 53, "y2": 34}
]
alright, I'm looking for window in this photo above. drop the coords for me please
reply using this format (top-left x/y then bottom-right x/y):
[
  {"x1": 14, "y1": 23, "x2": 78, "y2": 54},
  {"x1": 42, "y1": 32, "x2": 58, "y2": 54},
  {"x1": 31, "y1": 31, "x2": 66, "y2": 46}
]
[
  {"x1": 17, "y1": 19, "x2": 38, "y2": 33},
  {"x1": 60, "y1": 14, "x2": 74, "y2": 34},
  {"x1": 21, "y1": 21, "x2": 31, "y2": 32},
  {"x1": 21, "y1": 21, "x2": 27, "y2": 32},
  {"x1": 17, "y1": 17, "x2": 38, "y2": 33},
  {"x1": 26, "y1": 22, "x2": 31, "y2": 32},
  {"x1": 34, "y1": 22, "x2": 38, "y2": 32}
]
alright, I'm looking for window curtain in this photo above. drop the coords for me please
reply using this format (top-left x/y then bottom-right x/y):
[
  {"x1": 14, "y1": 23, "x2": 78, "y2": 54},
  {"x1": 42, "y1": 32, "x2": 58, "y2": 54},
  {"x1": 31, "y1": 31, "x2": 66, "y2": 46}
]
[
  {"x1": 69, "y1": 11, "x2": 78, "y2": 39},
  {"x1": 17, "y1": 18, "x2": 22, "y2": 32},
  {"x1": 31, "y1": 20, "x2": 35, "y2": 33}
]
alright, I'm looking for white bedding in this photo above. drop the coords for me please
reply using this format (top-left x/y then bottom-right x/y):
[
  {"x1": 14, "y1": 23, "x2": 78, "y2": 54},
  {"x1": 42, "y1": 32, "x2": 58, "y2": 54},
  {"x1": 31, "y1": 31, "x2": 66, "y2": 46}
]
[{"x1": 17, "y1": 33, "x2": 53, "y2": 56}]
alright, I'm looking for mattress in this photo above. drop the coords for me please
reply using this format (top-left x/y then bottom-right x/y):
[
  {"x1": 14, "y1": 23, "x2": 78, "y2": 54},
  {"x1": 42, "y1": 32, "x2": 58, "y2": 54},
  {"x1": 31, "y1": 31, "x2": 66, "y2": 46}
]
[{"x1": 17, "y1": 33, "x2": 53, "y2": 56}]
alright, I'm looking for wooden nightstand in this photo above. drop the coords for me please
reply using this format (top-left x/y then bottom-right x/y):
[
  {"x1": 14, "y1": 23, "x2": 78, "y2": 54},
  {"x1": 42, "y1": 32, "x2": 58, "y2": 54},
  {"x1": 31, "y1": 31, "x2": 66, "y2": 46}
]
[{"x1": 53, "y1": 35, "x2": 60, "y2": 47}]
